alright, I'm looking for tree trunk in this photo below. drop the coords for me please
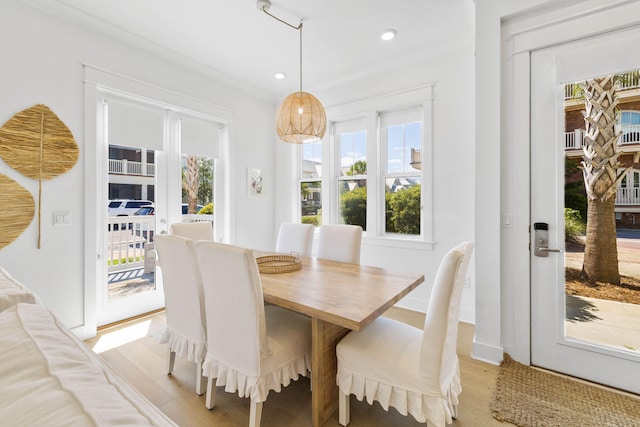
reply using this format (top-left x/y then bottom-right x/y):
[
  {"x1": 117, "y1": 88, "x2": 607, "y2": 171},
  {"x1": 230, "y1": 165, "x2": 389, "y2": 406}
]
[
  {"x1": 582, "y1": 197, "x2": 619, "y2": 284},
  {"x1": 183, "y1": 155, "x2": 199, "y2": 214},
  {"x1": 580, "y1": 75, "x2": 624, "y2": 285}
]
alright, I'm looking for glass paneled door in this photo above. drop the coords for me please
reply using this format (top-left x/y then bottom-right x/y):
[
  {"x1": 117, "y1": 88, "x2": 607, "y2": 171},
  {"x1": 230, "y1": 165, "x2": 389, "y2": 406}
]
[
  {"x1": 177, "y1": 114, "x2": 219, "y2": 237},
  {"x1": 97, "y1": 95, "x2": 168, "y2": 326},
  {"x1": 530, "y1": 28, "x2": 640, "y2": 394}
]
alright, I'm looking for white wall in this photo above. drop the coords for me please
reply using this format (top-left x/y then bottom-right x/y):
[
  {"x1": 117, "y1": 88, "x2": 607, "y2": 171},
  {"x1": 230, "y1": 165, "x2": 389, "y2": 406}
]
[
  {"x1": 274, "y1": 40, "x2": 478, "y2": 322},
  {"x1": 474, "y1": 0, "x2": 558, "y2": 364},
  {"x1": 0, "y1": 0, "x2": 276, "y2": 330}
]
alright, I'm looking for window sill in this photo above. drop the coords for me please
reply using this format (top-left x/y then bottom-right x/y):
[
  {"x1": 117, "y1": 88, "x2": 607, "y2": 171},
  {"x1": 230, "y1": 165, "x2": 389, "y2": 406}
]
[{"x1": 362, "y1": 235, "x2": 435, "y2": 251}]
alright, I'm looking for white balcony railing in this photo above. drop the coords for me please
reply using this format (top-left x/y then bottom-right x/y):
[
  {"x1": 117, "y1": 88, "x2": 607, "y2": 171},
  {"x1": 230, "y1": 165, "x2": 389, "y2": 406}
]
[
  {"x1": 106, "y1": 214, "x2": 215, "y2": 272},
  {"x1": 108, "y1": 159, "x2": 155, "y2": 176},
  {"x1": 564, "y1": 83, "x2": 577, "y2": 100},
  {"x1": 565, "y1": 130, "x2": 584, "y2": 150},
  {"x1": 107, "y1": 216, "x2": 155, "y2": 272},
  {"x1": 616, "y1": 187, "x2": 640, "y2": 205},
  {"x1": 619, "y1": 72, "x2": 640, "y2": 90},
  {"x1": 621, "y1": 124, "x2": 640, "y2": 144},
  {"x1": 108, "y1": 159, "x2": 124, "y2": 174},
  {"x1": 564, "y1": 71, "x2": 640, "y2": 99},
  {"x1": 565, "y1": 126, "x2": 640, "y2": 150}
]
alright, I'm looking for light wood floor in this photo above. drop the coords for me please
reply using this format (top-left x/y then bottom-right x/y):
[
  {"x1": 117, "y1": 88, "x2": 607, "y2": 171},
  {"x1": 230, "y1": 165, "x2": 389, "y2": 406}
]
[{"x1": 84, "y1": 307, "x2": 508, "y2": 427}]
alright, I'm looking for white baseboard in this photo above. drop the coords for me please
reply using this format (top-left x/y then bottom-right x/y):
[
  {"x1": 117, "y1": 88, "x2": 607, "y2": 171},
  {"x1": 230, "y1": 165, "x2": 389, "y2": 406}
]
[
  {"x1": 70, "y1": 324, "x2": 96, "y2": 341},
  {"x1": 472, "y1": 339, "x2": 503, "y2": 365}
]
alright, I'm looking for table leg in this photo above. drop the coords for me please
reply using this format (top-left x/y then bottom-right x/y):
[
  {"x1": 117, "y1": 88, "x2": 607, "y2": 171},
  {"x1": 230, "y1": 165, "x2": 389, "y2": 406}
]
[{"x1": 311, "y1": 317, "x2": 350, "y2": 427}]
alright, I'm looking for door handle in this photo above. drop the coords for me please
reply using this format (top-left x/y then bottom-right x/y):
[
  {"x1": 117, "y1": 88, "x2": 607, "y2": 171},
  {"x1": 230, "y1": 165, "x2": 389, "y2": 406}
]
[
  {"x1": 533, "y1": 222, "x2": 564, "y2": 257},
  {"x1": 539, "y1": 247, "x2": 563, "y2": 253}
]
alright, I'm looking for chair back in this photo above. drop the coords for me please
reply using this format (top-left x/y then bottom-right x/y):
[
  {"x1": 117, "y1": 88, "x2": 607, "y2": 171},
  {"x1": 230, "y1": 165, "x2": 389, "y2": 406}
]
[
  {"x1": 171, "y1": 222, "x2": 214, "y2": 241},
  {"x1": 275, "y1": 223, "x2": 314, "y2": 257},
  {"x1": 195, "y1": 241, "x2": 267, "y2": 378},
  {"x1": 316, "y1": 224, "x2": 362, "y2": 264},
  {"x1": 420, "y1": 241, "x2": 474, "y2": 391},
  {"x1": 154, "y1": 234, "x2": 206, "y2": 361}
]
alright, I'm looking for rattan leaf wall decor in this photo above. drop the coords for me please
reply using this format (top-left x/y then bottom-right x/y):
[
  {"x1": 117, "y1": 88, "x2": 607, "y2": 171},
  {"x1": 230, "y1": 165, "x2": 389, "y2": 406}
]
[
  {"x1": 0, "y1": 174, "x2": 35, "y2": 250},
  {"x1": 0, "y1": 104, "x2": 79, "y2": 249}
]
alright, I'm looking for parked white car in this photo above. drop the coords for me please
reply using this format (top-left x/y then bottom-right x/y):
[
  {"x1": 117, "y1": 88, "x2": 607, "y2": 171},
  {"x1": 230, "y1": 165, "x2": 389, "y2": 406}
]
[{"x1": 108, "y1": 199, "x2": 154, "y2": 216}]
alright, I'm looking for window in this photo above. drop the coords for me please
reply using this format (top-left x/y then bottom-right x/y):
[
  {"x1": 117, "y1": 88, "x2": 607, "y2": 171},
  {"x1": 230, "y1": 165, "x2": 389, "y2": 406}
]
[
  {"x1": 382, "y1": 109, "x2": 422, "y2": 235},
  {"x1": 296, "y1": 85, "x2": 433, "y2": 246},
  {"x1": 621, "y1": 111, "x2": 640, "y2": 143},
  {"x1": 335, "y1": 119, "x2": 367, "y2": 229},
  {"x1": 300, "y1": 141, "x2": 323, "y2": 226},
  {"x1": 179, "y1": 115, "x2": 219, "y2": 217}
]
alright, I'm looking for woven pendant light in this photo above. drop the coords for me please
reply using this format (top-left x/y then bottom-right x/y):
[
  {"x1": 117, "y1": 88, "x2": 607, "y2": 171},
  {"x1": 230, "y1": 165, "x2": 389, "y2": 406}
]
[
  {"x1": 259, "y1": 0, "x2": 326, "y2": 143},
  {"x1": 276, "y1": 91, "x2": 326, "y2": 143}
]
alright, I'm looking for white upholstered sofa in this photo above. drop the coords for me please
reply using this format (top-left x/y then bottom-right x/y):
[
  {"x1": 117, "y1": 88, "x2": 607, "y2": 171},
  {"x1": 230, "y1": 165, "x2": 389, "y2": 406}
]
[{"x1": 0, "y1": 267, "x2": 176, "y2": 426}]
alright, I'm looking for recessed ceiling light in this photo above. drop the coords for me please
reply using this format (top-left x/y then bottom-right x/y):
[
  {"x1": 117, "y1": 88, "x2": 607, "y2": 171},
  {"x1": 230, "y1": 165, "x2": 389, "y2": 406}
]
[
  {"x1": 274, "y1": 72, "x2": 286, "y2": 80},
  {"x1": 381, "y1": 29, "x2": 397, "y2": 41}
]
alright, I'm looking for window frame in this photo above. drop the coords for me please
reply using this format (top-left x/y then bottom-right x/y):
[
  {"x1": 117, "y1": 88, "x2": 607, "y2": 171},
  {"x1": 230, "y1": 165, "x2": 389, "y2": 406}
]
[
  {"x1": 333, "y1": 118, "x2": 368, "y2": 227},
  {"x1": 380, "y1": 108, "x2": 424, "y2": 237},
  {"x1": 620, "y1": 110, "x2": 640, "y2": 143},
  {"x1": 297, "y1": 85, "x2": 434, "y2": 250},
  {"x1": 298, "y1": 140, "x2": 324, "y2": 225}
]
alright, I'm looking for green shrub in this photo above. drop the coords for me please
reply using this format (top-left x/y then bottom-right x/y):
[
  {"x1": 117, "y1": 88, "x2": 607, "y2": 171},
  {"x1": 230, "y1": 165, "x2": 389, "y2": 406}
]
[
  {"x1": 385, "y1": 192, "x2": 396, "y2": 233},
  {"x1": 564, "y1": 157, "x2": 587, "y2": 220},
  {"x1": 387, "y1": 186, "x2": 421, "y2": 235},
  {"x1": 198, "y1": 202, "x2": 214, "y2": 214},
  {"x1": 302, "y1": 215, "x2": 320, "y2": 226},
  {"x1": 107, "y1": 256, "x2": 143, "y2": 266},
  {"x1": 340, "y1": 187, "x2": 367, "y2": 230},
  {"x1": 328, "y1": 184, "x2": 422, "y2": 234},
  {"x1": 565, "y1": 208, "x2": 585, "y2": 243}
]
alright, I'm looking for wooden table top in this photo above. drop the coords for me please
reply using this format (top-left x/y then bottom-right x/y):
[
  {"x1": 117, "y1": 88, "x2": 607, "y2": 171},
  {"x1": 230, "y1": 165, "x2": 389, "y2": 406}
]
[{"x1": 259, "y1": 255, "x2": 425, "y2": 331}]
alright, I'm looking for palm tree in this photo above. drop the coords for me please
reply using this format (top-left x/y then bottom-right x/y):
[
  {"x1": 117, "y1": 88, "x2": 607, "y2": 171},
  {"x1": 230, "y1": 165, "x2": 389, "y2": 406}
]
[
  {"x1": 349, "y1": 160, "x2": 367, "y2": 176},
  {"x1": 182, "y1": 155, "x2": 199, "y2": 214},
  {"x1": 580, "y1": 76, "x2": 626, "y2": 285}
]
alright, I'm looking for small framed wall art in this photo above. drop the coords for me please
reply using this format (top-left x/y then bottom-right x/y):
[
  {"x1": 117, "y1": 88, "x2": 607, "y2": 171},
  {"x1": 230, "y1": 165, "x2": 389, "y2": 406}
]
[{"x1": 247, "y1": 167, "x2": 264, "y2": 199}]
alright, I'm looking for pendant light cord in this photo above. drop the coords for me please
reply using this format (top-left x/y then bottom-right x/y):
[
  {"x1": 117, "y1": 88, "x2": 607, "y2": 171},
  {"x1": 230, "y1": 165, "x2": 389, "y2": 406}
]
[
  {"x1": 260, "y1": 5, "x2": 304, "y2": 93},
  {"x1": 261, "y1": 6, "x2": 301, "y2": 30},
  {"x1": 299, "y1": 24, "x2": 303, "y2": 93}
]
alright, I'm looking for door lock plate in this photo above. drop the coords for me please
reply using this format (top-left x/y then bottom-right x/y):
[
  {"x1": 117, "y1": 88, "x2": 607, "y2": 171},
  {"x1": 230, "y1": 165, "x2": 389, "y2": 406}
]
[{"x1": 533, "y1": 222, "x2": 563, "y2": 257}]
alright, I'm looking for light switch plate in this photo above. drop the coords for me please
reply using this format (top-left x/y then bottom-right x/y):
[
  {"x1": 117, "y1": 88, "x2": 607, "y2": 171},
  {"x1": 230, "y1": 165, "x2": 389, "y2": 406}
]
[{"x1": 53, "y1": 211, "x2": 70, "y2": 226}]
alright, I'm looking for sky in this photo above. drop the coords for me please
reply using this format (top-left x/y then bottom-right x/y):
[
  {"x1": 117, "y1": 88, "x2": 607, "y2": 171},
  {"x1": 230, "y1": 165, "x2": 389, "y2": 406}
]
[{"x1": 302, "y1": 121, "x2": 422, "y2": 175}]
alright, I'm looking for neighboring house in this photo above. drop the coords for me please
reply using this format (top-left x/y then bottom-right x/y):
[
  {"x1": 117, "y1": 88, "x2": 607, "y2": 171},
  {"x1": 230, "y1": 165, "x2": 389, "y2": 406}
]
[
  {"x1": 108, "y1": 145, "x2": 156, "y2": 201},
  {"x1": 300, "y1": 159, "x2": 322, "y2": 216},
  {"x1": 564, "y1": 71, "x2": 640, "y2": 226}
]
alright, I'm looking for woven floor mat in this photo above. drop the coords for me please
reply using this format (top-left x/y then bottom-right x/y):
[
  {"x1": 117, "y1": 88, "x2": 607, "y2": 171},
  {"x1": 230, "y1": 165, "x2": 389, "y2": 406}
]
[{"x1": 490, "y1": 354, "x2": 640, "y2": 427}]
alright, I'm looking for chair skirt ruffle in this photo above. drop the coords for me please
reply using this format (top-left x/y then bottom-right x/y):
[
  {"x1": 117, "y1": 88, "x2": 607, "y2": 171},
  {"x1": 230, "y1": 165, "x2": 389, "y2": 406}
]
[
  {"x1": 336, "y1": 366, "x2": 461, "y2": 426},
  {"x1": 159, "y1": 327, "x2": 205, "y2": 363},
  {"x1": 203, "y1": 353, "x2": 311, "y2": 403}
]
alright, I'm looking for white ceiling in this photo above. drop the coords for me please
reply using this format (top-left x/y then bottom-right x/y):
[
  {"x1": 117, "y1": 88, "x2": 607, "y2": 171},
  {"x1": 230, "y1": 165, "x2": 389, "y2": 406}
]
[{"x1": 21, "y1": 0, "x2": 474, "y2": 97}]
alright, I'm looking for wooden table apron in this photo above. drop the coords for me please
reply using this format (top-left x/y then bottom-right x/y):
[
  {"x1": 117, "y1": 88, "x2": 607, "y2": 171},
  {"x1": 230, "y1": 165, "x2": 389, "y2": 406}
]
[{"x1": 259, "y1": 255, "x2": 425, "y2": 427}]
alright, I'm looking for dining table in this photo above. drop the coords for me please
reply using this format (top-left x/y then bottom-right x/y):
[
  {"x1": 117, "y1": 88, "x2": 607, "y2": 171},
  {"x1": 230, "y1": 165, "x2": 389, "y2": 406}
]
[{"x1": 258, "y1": 253, "x2": 425, "y2": 427}]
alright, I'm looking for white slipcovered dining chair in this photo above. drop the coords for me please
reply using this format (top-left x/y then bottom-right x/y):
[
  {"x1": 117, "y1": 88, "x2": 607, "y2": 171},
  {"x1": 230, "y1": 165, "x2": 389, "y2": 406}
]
[
  {"x1": 336, "y1": 241, "x2": 474, "y2": 427},
  {"x1": 154, "y1": 234, "x2": 206, "y2": 395},
  {"x1": 170, "y1": 221, "x2": 214, "y2": 241},
  {"x1": 194, "y1": 241, "x2": 312, "y2": 427},
  {"x1": 275, "y1": 222, "x2": 315, "y2": 257},
  {"x1": 316, "y1": 224, "x2": 362, "y2": 264}
]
